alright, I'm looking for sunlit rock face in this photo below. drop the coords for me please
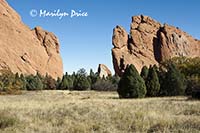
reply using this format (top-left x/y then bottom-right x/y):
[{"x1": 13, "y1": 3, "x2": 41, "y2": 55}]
[
  {"x1": 112, "y1": 15, "x2": 200, "y2": 76},
  {"x1": 0, "y1": 0, "x2": 63, "y2": 78},
  {"x1": 98, "y1": 64, "x2": 112, "y2": 78}
]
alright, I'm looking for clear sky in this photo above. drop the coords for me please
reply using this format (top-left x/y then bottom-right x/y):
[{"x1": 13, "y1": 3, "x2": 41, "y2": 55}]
[{"x1": 7, "y1": 0, "x2": 200, "y2": 74}]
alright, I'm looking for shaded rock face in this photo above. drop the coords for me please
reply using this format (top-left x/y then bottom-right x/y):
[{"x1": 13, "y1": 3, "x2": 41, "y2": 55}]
[
  {"x1": 98, "y1": 64, "x2": 112, "y2": 78},
  {"x1": 112, "y1": 15, "x2": 200, "y2": 76},
  {"x1": 0, "y1": 0, "x2": 63, "y2": 79}
]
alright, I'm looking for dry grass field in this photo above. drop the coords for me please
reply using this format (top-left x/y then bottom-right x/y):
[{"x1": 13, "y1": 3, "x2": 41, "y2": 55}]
[{"x1": 0, "y1": 90, "x2": 199, "y2": 133}]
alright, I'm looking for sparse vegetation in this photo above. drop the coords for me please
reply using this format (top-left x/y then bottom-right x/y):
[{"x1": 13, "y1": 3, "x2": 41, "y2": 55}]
[{"x1": 0, "y1": 112, "x2": 18, "y2": 129}]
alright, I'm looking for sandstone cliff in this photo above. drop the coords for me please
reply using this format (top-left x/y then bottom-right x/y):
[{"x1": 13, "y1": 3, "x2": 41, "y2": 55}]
[
  {"x1": 0, "y1": 0, "x2": 63, "y2": 78},
  {"x1": 112, "y1": 15, "x2": 200, "y2": 76}
]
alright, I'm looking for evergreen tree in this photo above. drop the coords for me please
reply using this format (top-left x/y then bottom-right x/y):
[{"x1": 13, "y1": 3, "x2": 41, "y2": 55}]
[
  {"x1": 66, "y1": 75, "x2": 73, "y2": 89},
  {"x1": 146, "y1": 65, "x2": 160, "y2": 97},
  {"x1": 140, "y1": 66, "x2": 149, "y2": 80},
  {"x1": 56, "y1": 77, "x2": 62, "y2": 89},
  {"x1": 118, "y1": 64, "x2": 146, "y2": 98},
  {"x1": 43, "y1": 74, "x2": 56, "y2": 90},
  {"x1": 0, "y1": 70, "x2": 15, "y2": 92},
  {"x1": 73, "y1": 68, "x2": 90, "y2": 90},
  {"x1": 20, "y1": 74, "x2": 27, "y2": 90},
  {"x1": 74, "y1": 76, "x2": 90, "y2": 90},
  {"x1": 12, "y1": 72, "x2": 24, "y2": 90},
  {"x1": 88, "y1": 69, "x2": 98, "y2": 86},
  {"x1": 160, "y1": 63, "x2": 186, "y2": 96},
  {"x1": 59, "y1": 75, "x2": 68, "y2": 90},
  {"x1": 36, "y1": 71, "x2": 43, "y2": 80},
  {"x1": 26, "y1": 74, "x2": 43, "y2": 90},
  {"x1": 35, "y1": 74, "x2": 43, "y2": 90}
]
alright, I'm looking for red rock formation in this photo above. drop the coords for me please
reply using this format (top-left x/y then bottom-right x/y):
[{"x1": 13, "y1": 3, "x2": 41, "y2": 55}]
[
  {"x1": 112, "y1": 15, "x2": 200, "y2": 76},
  {"x1": 0, "y1": 0, "x2": 63, "y2": 78},
  {"x1": 98, "y1": 64, "x2": 112, "y2": 78}
]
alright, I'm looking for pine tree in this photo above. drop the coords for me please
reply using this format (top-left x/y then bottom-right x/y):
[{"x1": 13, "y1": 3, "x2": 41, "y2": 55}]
[
  {"x1": 59, "y1": 75, "x2": 68, "y2": 90},
  {"x1": 26, "y1": 74, "x2": 43, "y2": 90},
  {"x1": 140, "y1": 66, "x2": 149, "y2": 80},
  {"x1": 35, "y1": 74, "x2": 43, "y2": 90},
  {"x1": 43, "y1": 74, "x2": 56, "y2": 90},
  {"x1": 118, "y1": 64, "x2": 146, "y2": 98},
  {"x1": 88, "y1": 69, "x2": 98, "y2": 86},
  {"x1": 160, "y1": 63, "x2": 186, "y2": 96},
  {"x1": 0, "y1": 70, "x2": 15, "y2": 92},
  {"x1": 12, "y1": 73, "x2": 24, "y2": 90},
  {"x1": 66, "y1": 75, "x2": 73, "y2": 89},
  {"x1": 73, "y1": 68, "x2": 90, "y2": 90},
  {"x1": 146, "y1": 65, "x2": 160, "y2": 97},
  {"x1": 56, "y1": 77, "x2": 62, "y2": 89},
  {"x1": 20, "y1": 74, "x2": 27, "y2": 90}
]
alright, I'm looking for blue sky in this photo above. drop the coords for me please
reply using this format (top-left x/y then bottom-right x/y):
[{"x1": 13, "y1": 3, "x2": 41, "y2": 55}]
[{"x1": 7, "y1": 0, "x2": 200, "y2": 74}]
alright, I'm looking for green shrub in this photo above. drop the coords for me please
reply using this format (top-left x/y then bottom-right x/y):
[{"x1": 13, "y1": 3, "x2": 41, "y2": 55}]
[
  {"x1": 73, "y1": 76, "x2": 90, "y2": 90},
  {"x1": 140, "y1": 66, "x2": 149, "y2": 80},
  {"x1": 92, "y1": 79, "x2": 117, "y2": 91},
  {"x1": 26, "y1": 74, "x2": 43, "y2": 90},
  {"x1": 192, "y1": 89, "x2": 200, "y2": 100},
  {"x1": 0, "y1": 70, "x2": 22, "y2": 94},
  {"x1": 146, "y1": 65, "x2": 160, "y2": 97},
  {"x1": 73, "y1": 68, "x2": 91, "y2": 90},
  {"x1": 59, "y1": 76, "x2": 68, "y2": 90},
  {"x1": 185, "y1": 76, "x2": 200, "y2": 95},
  {"x1": 59, "y1": 75, "x2": 74, "y2": 90},
  {"x1": 160, "y1": 63, "x2": 186, "y2": 96},
  {"x1": 43, "y1": 74, "x2": 56, "y2": 90}
]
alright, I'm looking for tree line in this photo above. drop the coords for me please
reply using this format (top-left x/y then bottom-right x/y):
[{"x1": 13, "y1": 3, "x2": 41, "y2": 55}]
[
  {"x1": 0, "y1": 68, "x2": 120, "y2": 94},
  {"x1": 0, "y1": 57, "x2": 199, "y2": 99},
  {"x1": 117, "y1": 57, "x2": 200, "y2": 99}
]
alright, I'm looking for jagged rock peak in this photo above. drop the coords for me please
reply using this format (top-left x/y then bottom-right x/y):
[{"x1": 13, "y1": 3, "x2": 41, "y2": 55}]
[
  {"x1": 98, "y1": 64, "x2": 112, "y2": 78},
  {"x1": 112, "y1": 15, "x2": 200, "y2": 76}
]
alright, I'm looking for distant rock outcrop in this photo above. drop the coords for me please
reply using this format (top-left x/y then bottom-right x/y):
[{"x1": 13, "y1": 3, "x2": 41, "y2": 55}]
[
  {"x1": 0, "y1": 0, "x2": 63, "y2": 78},
  {"x1": 98, "y1": 64, "x2": 112, "y2": 78},
  {"x1": 112, "y1": 15, "x2": 200, "y2": 76}
]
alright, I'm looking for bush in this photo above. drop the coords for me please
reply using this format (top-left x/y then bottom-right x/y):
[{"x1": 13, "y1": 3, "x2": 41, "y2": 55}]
[
  {"x1": 73, "y1": 76, "x2": 90, "y2": 90},
  {"x1": 0, "y1": 112, "x2": 17, "y2": 129},
  {"x1": 0, "y1": 70, "x2": 22, "y2": 94},
  {"x1": 59, "y1": 74, "x2": 74, "y2": 90},
  {"x1": 118, "y1": 64, "x2": 146, "y2": 98},
  {"x1": 164, "y1": 57, "x2": 200, "y2": 77},
  {"x1": 159, "y1": 63, "x2": 186, "y2": 96},
  {"x1": 185, "y1": 76, "x2": 200, "y2": 95},
  {"x1": 26, "y1": 74, "x2": 43, "y2": 90},
  {"x1": 192, "y1": 89, "x2": 200, "y2": 100},
  {"x1": 43, "y1": 74, "x2": 56, "y2": 90},
  {"x1": 140, "y1": 66, "x2": 149, "y2": 80},
  {"x1": 146, "y1": 65, "x2": 160, "y2": 97},
  {"x1": 92, "y1": 79, "x2": 117, "y2": 91},
  {"x1": 88, "y1": 69, "x2": 99, "y2": 86},
  {"x1": 73, "y1": 68, "x2": 91, "y2": 90}
]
